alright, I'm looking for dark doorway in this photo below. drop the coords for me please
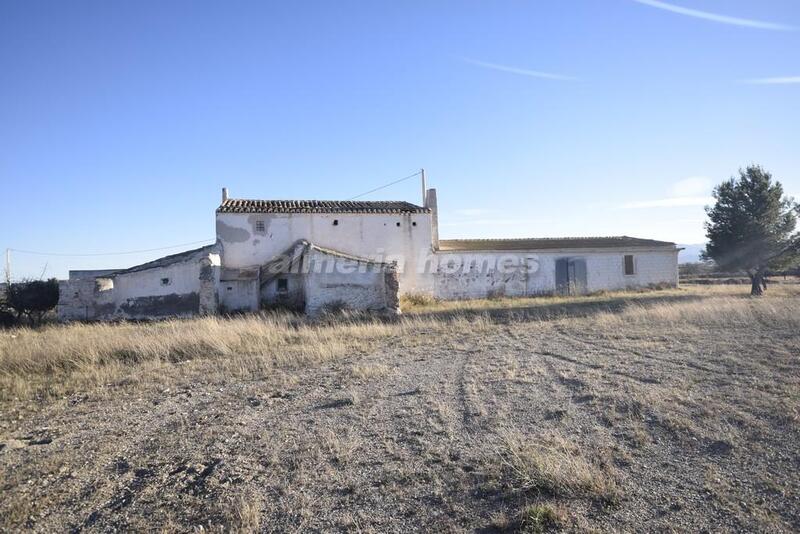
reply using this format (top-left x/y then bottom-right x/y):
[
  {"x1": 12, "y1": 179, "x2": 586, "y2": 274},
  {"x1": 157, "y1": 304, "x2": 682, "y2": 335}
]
[{"x1": 555, "y1": 258, "x2": 588, "y2": 296}]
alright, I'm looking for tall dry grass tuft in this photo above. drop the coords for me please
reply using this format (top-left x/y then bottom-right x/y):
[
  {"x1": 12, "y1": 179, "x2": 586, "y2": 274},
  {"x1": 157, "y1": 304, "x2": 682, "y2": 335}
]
[
  {"x1": 400, "y1": 292, "x2": 438, "y2": 309},
  {"x1": 498, "y1": 429, "x2": 619, "y2": 503}
]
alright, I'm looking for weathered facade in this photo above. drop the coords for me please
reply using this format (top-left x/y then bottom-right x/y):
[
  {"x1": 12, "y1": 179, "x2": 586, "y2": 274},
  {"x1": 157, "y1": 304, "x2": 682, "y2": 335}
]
[
  {"x1": 57, "y1": 183, "x2": 680, "y2": 321},
  {"x1": 216, "y1": 198, "x2": 434, "y2": 295},
  {"x1": 58, "y1": 246, "x2": 221, "y2": 321}
]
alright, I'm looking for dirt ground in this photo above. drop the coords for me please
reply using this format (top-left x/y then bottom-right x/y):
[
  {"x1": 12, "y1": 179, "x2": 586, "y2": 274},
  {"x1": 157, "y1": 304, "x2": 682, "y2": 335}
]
[{"x1": 1, "y1": 286, "x2": 798, "y2": 532}]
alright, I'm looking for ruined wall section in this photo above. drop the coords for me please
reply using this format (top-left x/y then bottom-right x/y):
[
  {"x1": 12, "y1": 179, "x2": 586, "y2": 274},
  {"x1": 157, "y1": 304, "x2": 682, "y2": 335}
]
[
  {"x1": 57, "y1": 247, "x2": 221, "y2": 321},
  {"x1": 57, "y1": 270, "x2": 119, "y2": 321},
  {"x1": 199, "y1": 254, "x2": 222, "y2": 315},
  {"x1": 302, "y1": 248, "x2": 400, "y2": 316}
]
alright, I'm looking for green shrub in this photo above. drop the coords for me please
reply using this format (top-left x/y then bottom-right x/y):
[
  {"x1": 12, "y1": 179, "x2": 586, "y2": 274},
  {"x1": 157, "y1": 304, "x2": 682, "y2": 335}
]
[{"x1": 4, "y1": 278, "x2": 59, "y2": 326}]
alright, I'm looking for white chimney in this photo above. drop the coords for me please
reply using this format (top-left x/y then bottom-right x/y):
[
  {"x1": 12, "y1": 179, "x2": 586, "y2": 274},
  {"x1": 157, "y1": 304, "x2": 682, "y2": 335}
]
[
  {"x1": 425, "y1": 188, "x2": 439, "y2": 250},
  {"x1": 222, "y1": 187, "x2": 229, "y2": 202}
]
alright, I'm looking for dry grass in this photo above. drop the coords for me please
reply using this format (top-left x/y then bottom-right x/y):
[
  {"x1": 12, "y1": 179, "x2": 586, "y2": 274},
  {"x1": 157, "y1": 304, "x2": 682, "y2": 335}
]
[
  {"x1": 400, "y1": 292, "x2": 438, "y2": 308},
  {"x1": 498, "y1": 430, "x2": 620, "y2": 503},
  {"x1": 0, "y1": 313, "x2": 396, "y2": 400},
  {"x1": 5, "y1": 283, "x2": 793, "y2": 402},
  {"x1": 350, "y1": 362, "x2": 392, "y2": 379},
  {"x1": 0, "y1": 310, "x2": 499, "y2": 401}
]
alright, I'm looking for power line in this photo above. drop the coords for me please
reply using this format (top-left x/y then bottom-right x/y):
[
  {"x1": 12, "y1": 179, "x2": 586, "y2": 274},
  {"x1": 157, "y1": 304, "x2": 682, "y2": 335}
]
[
  {"x1": 8, "y1": 238, "x2": 216, "y2": 257},
  {"x1": 347, "y1": 170, "x2": 422, "y2": 201}
]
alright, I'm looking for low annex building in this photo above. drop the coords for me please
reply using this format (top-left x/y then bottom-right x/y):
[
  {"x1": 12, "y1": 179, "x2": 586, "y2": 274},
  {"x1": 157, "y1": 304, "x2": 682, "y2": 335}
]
[{"x1": 57, "y1": 184, "x2": 679, "y2": 320}]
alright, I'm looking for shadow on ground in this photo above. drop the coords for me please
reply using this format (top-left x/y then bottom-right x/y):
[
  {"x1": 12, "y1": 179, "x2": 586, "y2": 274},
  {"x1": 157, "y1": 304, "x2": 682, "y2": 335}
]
[{"x1": 406, "y1": 292, "x2": 710, "y2": 324}]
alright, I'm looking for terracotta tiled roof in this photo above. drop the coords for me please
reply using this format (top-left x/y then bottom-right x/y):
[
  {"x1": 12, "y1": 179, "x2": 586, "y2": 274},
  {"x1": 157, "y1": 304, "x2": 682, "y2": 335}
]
[
  {"x1": 437, "y1": 236, "x2": 676, "y2": 251},
  {"x1": 217, "y1": 199, "x2": 429, "y2": 214}
]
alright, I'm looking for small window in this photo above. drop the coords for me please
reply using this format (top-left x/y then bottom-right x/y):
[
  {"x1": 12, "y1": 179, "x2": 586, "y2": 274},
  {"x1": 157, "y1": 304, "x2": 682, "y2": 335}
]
[
  {"x1": 412, "y1": 221, "x2": 417, "y2": 226},
  {"x1": 161, "y1": 278, "x2": 171, "y2": 286},
  {"x1": 624, "y1": 255, "x2": 635, "y2": 276},
  {"x1": 332, "y1": 219, "x2": 339, "y2": 226},
  {"x1": 255, "y1": 220, "x2": 265, "y2": 232},
  {"x1": 227, "y1": 286, "x2": 233, "y2": 291},
  {"x1": 277, "y1": 278, "x2": 288, "y2": 292},
  {"x1": 396, "y1": 222, "x2": 401, "y2": 227}
]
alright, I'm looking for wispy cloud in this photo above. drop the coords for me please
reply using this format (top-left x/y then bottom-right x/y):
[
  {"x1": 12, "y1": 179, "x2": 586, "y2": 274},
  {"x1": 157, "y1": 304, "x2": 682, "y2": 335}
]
[
  {"x1": 461, "y1": 57, "x2": 578, "y2": 81},
  {"x1": 632, "y1": 0, "x2": 794, "y2": 31},
  {"x1": 741, "y1": 76, "x2": 800, "y2": 85}
]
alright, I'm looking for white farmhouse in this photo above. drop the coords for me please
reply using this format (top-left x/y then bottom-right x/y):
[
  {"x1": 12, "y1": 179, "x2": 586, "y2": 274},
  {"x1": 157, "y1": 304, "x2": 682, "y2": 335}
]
[{"x1": 58, "y1": 183, "x2": 679, "y2": 320}]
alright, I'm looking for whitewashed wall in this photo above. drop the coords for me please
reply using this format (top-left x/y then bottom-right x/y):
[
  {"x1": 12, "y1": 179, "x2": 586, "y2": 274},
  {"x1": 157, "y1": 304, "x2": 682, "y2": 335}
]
[
  {"x1": 216, "y1": 212, "x2": 434, "y2": 294},
  {"x1": 584, "y1": 249, "x2": 678, "y2": 292},
  {"x1": 112, "y1": 261, "x2": 203, "y2": 300},
  {"x1": 433, "y1": 248, "x2": 678, "y2": 299}
]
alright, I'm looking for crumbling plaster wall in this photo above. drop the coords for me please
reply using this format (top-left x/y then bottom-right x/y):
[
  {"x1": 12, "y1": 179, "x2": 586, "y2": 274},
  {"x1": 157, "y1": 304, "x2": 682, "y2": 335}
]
[
  {"x1": 218, "y1": 278, "x2": 259, "y2": 313},
  {"x1": 433, "y1": 252, "x2": 542, "y2": 300},
  {"x1": 57, "y1": 270, "x2": 118, "y2": 321},
  {"x1": 433, "y1": 248, "x2": 679, "y2": 300},
  {"x1": 199, "y1": 255, "x2": 222, "y2": 315},
  {"x1": 216, "y1": 212, "x2": 434, "y2": 294},
  {"x1": 58, "y1": 250, "x2": 221, "y2": 321},
  {"x1": 302, "y1": 249, "x2": 400, "y2": 316}
]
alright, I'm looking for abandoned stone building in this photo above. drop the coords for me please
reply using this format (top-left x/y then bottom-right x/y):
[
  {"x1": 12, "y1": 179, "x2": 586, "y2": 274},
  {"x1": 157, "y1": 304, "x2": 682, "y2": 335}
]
[{"x1": 57, "y1": 183, "x2": 680, "y2": 321}]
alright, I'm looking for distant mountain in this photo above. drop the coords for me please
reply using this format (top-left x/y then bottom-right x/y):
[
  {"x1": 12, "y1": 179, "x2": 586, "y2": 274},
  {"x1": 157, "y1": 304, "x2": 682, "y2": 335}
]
[{"x1": 678, "y1": 244, "x2": 706, "y2": 264}]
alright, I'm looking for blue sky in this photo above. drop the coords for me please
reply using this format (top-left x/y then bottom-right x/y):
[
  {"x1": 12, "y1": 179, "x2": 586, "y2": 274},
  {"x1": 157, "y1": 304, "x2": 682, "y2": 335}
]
[{"x1": 2, "y1": 0, "x2": 798, "y2": 279}]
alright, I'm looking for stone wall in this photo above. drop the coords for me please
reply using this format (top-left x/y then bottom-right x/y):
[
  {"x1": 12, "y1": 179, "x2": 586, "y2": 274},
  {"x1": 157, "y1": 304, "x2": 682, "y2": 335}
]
[{"x1": 199, "y1": 255, "x2": 221, "y2": 315}]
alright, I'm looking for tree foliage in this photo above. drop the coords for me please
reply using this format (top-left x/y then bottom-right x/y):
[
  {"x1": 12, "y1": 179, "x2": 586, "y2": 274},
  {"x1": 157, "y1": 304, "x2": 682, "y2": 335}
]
[
  {"x1": 3, "y1": 278, "x2": 60, "y2": 326},
  {"x1": 703, "y1": 165, "x2": 800, "y2": 295}
]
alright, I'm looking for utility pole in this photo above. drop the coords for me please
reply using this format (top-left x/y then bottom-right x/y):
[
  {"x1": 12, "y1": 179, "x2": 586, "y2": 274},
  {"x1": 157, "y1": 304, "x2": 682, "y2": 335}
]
[
  {"x1": 420, "y1": 168, "x2": 427, "y2": 206},
  {"x1": 4, "y1": 248, "x2": 10, "y2": 284}
]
